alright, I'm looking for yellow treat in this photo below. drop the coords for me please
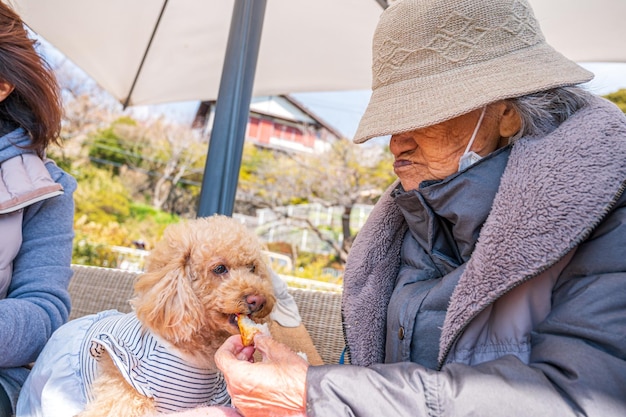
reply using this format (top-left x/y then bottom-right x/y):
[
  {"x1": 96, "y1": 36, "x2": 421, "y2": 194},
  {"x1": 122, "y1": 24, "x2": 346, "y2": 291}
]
[{"x1": 237, "y1": 315, "x2": 269, "y2": 346}]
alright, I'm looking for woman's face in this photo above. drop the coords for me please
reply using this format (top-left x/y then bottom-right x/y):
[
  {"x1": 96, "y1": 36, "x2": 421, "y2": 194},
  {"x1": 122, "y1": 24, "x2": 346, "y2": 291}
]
[{"x1": 389, "y1": 102, "x2": 519, "y2": 191}]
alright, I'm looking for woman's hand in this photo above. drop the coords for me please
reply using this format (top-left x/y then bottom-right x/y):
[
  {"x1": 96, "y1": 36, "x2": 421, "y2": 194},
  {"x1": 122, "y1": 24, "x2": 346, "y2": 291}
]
[{"x1": 215, "y1": 334, "x2": 309, "y2": 417}]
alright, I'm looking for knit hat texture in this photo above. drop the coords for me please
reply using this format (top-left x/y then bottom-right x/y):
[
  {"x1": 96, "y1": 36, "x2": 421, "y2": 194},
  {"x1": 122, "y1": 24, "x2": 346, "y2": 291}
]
[{"x1": 354, "y1": 0, "x2": 594, "y2": 143}]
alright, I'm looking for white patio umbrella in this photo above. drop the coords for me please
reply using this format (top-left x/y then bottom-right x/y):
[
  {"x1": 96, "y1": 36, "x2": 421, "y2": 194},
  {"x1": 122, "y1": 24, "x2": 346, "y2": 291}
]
[
  {"x1": 11, "y1": 0, "x2": 385, "y2": 217},
  {"x1": 10, "y1": 0, "x2": 626, "y2": 216}
]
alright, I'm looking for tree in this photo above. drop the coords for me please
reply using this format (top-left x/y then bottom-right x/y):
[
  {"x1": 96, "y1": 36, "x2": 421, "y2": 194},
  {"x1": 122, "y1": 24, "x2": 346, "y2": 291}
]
[
  {"x1": 304, "y1": 140, "x2": 394, "y2": 259},
  {"x1": 87, "y1": 117, "x2": 143, "y2": 174},
  {"x1": 236, "y1": 143, "x2": 306, "y2": 212},
  {"x1": 141, "y1": 122, "x2": 206, "y2": 213},
  {"x1": 49, "y1": 53, "x2": 121, "y2": 167},
  {"x1": 71, "y1": 165, "x2": 133, "y2": 267},
  {"x1": 237, "y1": 140, "x2": 395, "y2": 264},
  {"x1": 85, "y1": 117, "x2": 207, "y2": 216}
]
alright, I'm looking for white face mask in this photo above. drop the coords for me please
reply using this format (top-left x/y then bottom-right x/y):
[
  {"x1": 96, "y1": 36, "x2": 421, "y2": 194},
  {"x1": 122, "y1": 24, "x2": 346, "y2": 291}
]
[{"x1": 458, "y1": 106, "x2": 487, "y2": 172}]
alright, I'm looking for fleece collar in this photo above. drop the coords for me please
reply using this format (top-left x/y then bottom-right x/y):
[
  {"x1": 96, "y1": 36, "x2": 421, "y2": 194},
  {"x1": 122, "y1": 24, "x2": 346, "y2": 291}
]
[
  {"x1": 342, "y1": 96, "x2": 626, "y2": 367},
  {"x1": 438, "y1": 96, "x2": 626, "y2": 364}
]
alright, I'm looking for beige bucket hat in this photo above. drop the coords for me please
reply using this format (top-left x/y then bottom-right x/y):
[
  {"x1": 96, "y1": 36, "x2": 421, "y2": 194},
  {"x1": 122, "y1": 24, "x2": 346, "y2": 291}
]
[{"x1": 354, "y1": 0, "x2": 594, "y2": 144}]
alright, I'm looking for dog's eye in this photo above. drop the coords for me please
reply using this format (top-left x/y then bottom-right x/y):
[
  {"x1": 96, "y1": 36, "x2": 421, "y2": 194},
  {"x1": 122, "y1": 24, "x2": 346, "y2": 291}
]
[
  {"x1": 213, "y1": 264, "x2": 228, "y2": 275},
  {"x1": 248, "y1": 264, "x2": 256, "y2": 273}
]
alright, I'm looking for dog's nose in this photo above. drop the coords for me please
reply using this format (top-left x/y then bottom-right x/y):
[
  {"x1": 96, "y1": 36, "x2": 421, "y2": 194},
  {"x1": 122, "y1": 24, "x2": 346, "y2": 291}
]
[{"x1": 245, "y1": 294, "x2": 266, "y2": 313}]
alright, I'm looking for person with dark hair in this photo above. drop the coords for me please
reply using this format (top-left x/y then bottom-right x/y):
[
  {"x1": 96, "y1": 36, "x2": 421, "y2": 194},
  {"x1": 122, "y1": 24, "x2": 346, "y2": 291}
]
[
  {"x1": 0, "y1": 1, "x2": 76, "y2": 415},
  {"x1": 207, "y1": 0, "x2": 626, "y2": 416}
]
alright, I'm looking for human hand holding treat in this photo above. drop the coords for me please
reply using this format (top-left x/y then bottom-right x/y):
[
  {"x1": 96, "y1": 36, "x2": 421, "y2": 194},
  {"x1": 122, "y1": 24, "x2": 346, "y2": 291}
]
[
  {"x1": 215, "y1": 334, "x2": 309, "y2": 417},
  {"x1": 237, "y1": 314, "x2": 270, "y2": 347}
]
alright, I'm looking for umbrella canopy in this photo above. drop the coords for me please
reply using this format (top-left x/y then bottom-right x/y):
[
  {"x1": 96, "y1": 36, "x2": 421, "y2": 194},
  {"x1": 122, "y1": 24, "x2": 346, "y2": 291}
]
[
  {"x1": 11, "y1": 0, "x2": 625, "y2": 106},
  {"x1": 10, "y1": 0, "x2": 626, "y2": 216},
  {"x1": 12, "y1": 0, "x2": 385, "y2": 216},
  {"x1": 12, "y1": 0, "x2": 384, "y2": 107}
]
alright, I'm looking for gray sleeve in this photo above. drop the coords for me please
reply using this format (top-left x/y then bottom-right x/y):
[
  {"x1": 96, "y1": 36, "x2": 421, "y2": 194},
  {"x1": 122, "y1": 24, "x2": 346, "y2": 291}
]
[
  {"x1": 306, "y1": 200, "x2": 626, "y2": 417},
  {"x1": 307, "y1": 349, "x2": 624, "y2": 417}
]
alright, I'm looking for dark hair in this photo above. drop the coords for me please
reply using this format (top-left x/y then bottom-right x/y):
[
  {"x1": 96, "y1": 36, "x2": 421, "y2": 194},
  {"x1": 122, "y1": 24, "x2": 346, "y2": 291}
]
[{"x1": 0, "y1": 2, "x2": 62, "y2": 156}]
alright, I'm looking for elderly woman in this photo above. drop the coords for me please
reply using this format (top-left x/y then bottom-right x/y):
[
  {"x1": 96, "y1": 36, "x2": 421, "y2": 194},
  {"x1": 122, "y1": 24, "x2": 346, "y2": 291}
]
[{"x1": 210, "y1": 0, "x2": 626, "y2": 416}]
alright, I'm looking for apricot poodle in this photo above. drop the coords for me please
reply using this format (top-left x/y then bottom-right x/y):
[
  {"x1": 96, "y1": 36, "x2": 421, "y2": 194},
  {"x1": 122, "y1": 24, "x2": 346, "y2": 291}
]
[{"x1": 20, "y1": 215, "x2": 276, "y2": 417}]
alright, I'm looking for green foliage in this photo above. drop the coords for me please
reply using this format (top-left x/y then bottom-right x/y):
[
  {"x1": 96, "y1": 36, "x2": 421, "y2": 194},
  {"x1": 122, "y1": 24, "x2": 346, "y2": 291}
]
[
  {"x1": 66, "y1": 109, "x2": 391, "y2": 279},
  {"x1": 122, "y1": 203, "x2": 180, "y2": 249},
  {"x1": 71, "y1": 164, "x2": 132, "y2": 266},
  {"x1": 239, "y1": 143, "x2": 273, "y2": 181},
  {"x1": 73, "y1": 164, "x2": 131, "y2": 224},
  {"x1": 293, "y1": 251, "x2": 343, "y2": 285},
  {"x1": 604, "y1": 89, "x2": 626, "y2": 113},
  {"x1": 129, "y1": 203, "x2": 179, "y2": 225},
  {"x1": 72, "y1": 218, "x2": 130, "y2": 267},
  {"x1": 70, "y1": 162, "x2": 181, "y2": 266},
  {"x1": 72, "y1": 239, "x2": 116, "y2": 268},
  {"x1": 86, "y1": 117, "x2": 141, "y2": 174},
  {"x1": 238, "y1": 143, "x2": 303, "y2": 207}
]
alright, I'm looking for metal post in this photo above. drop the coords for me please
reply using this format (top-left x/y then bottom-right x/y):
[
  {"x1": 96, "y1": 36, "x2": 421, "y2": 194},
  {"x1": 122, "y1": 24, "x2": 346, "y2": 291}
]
[{"x1": 197, "y1": 0, "x2": 267, "y2": 217}]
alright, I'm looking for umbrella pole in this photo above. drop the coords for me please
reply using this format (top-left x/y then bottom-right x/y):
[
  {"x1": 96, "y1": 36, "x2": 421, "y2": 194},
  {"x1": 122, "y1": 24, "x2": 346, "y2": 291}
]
[{"x1": 197, "y1": 0, "x2": 267, "y2": 217}]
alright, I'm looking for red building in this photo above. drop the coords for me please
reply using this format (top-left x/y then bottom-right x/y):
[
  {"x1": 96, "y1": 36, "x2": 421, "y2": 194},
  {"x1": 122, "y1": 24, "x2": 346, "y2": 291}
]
[{"x1": 192, "y1": 95, "x2": 343, "y2": 154}]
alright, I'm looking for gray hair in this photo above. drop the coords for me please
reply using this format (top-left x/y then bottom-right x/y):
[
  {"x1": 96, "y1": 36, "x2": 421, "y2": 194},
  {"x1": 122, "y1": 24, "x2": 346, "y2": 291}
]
[{"x1": 506, "y1": 86, "x2": 592, "y2": 143}]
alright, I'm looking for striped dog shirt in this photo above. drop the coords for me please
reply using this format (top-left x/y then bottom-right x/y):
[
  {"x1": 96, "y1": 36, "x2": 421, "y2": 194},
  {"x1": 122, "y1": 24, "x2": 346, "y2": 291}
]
[{"x1": 80, "y1": 312, "x2": 230, "y2": 412}]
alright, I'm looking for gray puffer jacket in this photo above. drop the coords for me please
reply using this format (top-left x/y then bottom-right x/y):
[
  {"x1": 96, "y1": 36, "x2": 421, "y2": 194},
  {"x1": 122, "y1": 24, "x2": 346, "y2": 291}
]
[{"x1": 306, "y1": 96, "x2": 626, "y2": 416}]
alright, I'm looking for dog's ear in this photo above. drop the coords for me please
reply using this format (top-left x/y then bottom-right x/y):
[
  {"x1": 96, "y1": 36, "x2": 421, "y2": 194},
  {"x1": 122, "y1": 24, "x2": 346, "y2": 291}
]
[{"x1": 133, "y1": 261, "x2": 204, "y2": 344}]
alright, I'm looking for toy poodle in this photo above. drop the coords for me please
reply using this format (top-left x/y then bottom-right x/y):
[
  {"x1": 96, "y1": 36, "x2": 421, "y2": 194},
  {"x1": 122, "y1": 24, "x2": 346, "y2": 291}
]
[{"x1": 18, "y1": 215, "x2": 276, "y2": 417}]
